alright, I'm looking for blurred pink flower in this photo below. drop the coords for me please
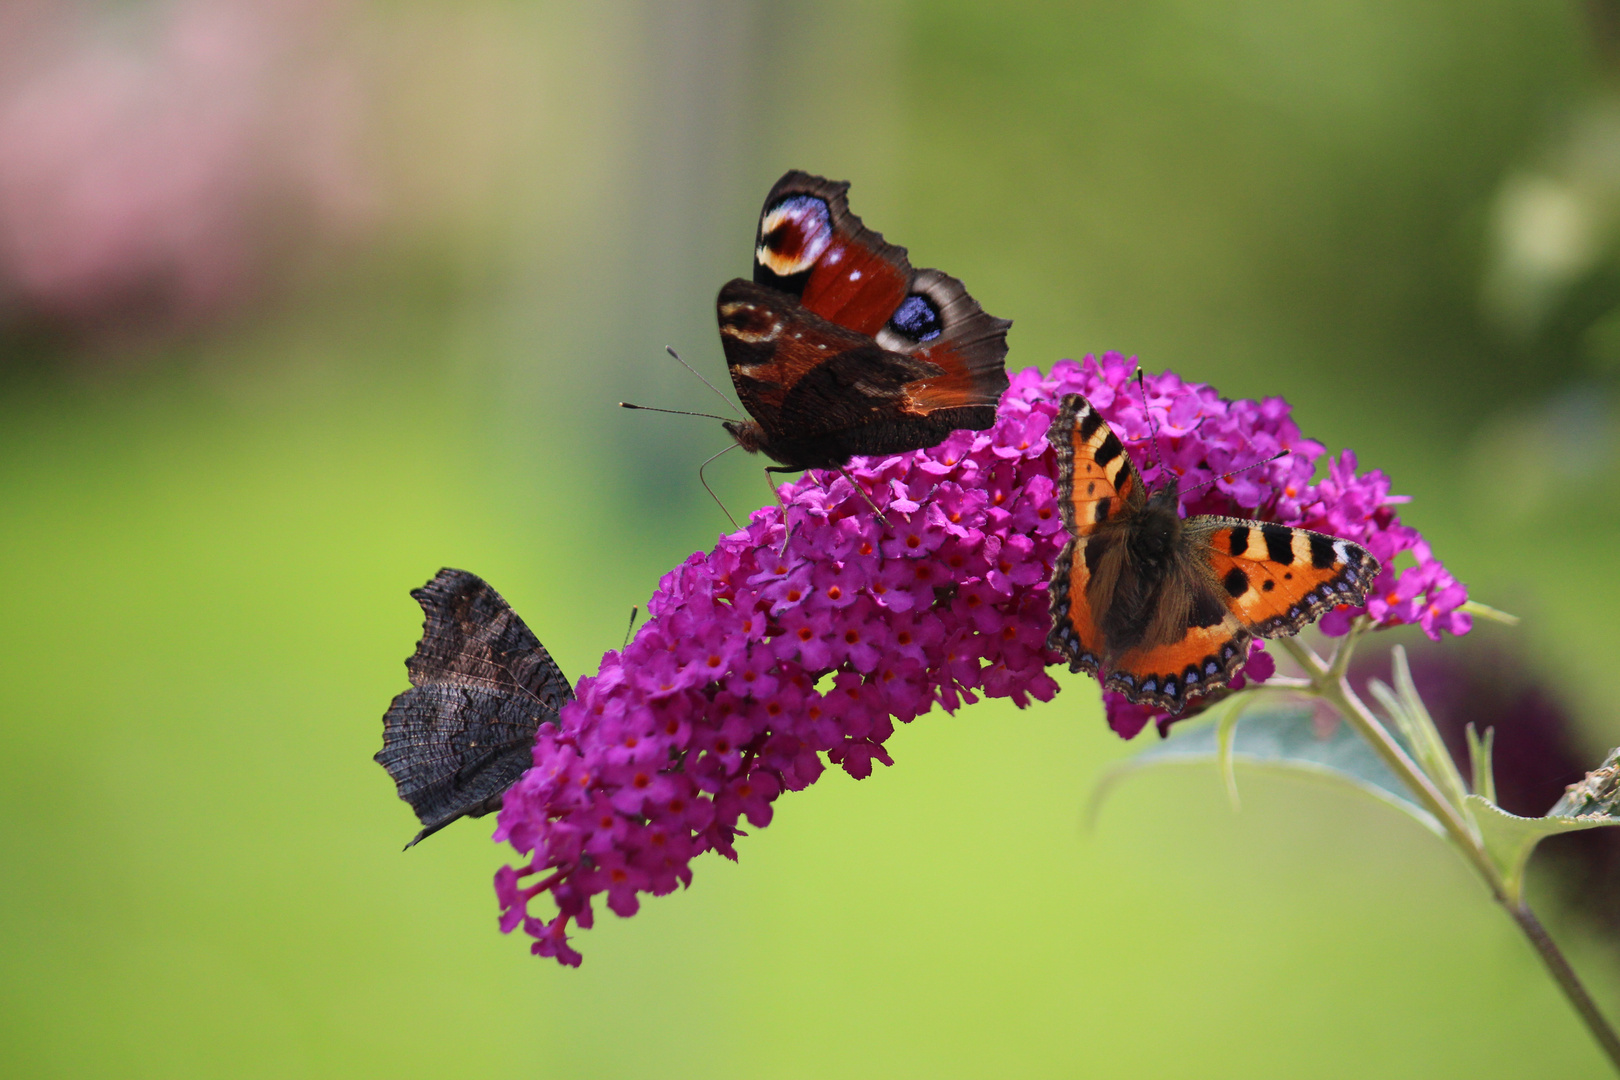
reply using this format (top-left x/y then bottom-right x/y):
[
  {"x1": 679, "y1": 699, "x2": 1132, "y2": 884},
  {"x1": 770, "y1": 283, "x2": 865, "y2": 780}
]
[{"x1": 0, "y1": 0, "x2": 374, "y2": 342}]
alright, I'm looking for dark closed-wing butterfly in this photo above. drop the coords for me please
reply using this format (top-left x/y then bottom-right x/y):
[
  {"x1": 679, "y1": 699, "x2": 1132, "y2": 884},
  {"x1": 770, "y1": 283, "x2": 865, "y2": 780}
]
[
  {"x1": 716, "y1": 170, "x2": 1012, "y2": 472},
  {"x1": 376, "y1": 568, "x2": 572, "y2": 848},
  {"x1": 1045, "y1": 393, "x2": 1380, "y2": 714}
]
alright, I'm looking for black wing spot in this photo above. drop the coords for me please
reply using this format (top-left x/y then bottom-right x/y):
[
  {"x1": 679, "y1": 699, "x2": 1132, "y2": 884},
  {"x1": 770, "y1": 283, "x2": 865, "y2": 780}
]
[
  {"x1": 1226, "y1": 526, "x2": 1249, "y2": 556},
  {"x1": 1094, "y1": 432, "x2": 1124, "y2": 468},
  {"x1": 1261, "y1": 524, "x2": 1295, "y2": 565},
  {"x1": 1308, "y1": 533, "x2": 1336, "y2": 569},
  {"x1": 1262, "y1": 579, "x2": 1275, "y2": 592},
  {"x1": 1078, "y1": 407, "x2": 1103, "y2": 441},
  {"x1": 1094, "y1": 499, "x2": 1111, "y2": 524},
  {"x1": 1083, "y1": 539, "x2": 1104, "y2": 575},
  {"x1": 1189, "y1": 588, "x2": 1227, "y2": 628},
  {"x1": 1222, "y1": 567, "x2": 1249, "y2": 597}
]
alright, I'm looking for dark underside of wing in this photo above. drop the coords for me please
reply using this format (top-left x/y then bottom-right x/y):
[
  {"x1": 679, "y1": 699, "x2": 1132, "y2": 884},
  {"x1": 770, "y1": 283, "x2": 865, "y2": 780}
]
[
  {"x1": 752, "y1": 344, "x2": 974, "y2": 468},
  {"x1": 376, "y1": 568, "x2": 573, "y2": 847},
  {"x1": 377, "y1": 686, "x2": 544, "y2": 844}
]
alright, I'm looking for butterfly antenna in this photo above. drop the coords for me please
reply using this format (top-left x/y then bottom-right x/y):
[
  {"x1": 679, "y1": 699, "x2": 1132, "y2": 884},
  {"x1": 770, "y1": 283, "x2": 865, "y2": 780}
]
[
  {"x1": 622, "y1": 605, "x2": 640, "y2": 650},
  {"x1": 665, "y1": 345, "x2": 744, "y2": 419},
  {"x1": 698, "y1": 442, "x2": 741, "y2": 528},
  {"x1": 619, "y1": 402, "x2": 732, "y2": 422},
  {"x1": 1136, "y1": 368, "x2": 1165, "y2": 478},
  {"x1": 1180, "y1": 450, "x2": 1291, "y2": 498}
]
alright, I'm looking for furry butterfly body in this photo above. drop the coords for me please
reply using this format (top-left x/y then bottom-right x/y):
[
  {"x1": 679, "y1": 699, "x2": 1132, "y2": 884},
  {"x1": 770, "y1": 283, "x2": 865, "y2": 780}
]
[
  {"x1": 377, "y1": 569, "x2": 572, "y2": 847},
  {"x1": 717, "y1": 171, "x2": 1011, "y2": 471},
  {"x1": 1045, "y1": 393, "x2": 1379, "y2": 713}
]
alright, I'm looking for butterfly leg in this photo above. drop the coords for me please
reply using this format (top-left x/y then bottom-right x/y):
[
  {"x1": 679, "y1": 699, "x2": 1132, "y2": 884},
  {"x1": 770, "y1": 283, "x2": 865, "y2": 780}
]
[
  {"x1": 836, "y1": 465, "x2": 890, "y2": 527},
  {"x1": 764, "y1": 466, "x2": 799, "y2": 554},
  {"x1": 696, "y1": 443, "x2": 741, "y2": 529}
]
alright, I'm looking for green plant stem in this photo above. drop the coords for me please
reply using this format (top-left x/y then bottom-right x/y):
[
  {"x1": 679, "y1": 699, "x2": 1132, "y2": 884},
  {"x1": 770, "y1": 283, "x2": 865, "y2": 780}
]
[
  {"x1": 1275, "y1": 631, "x2": 1620, "y2": 1071},
  {"x1": 1508, "y1": 903, "x2": 1620, "y2": 1067},
  {"x1": 1278, "y1": 636, "x2": 1501, "y2": 895}
]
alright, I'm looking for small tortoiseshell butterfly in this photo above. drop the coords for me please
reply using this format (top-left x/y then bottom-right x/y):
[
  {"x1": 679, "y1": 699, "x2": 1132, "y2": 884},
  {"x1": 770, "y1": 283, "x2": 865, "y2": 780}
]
[
  {"x1": 1045, "y1": 394, "x2": 1379, "y2": 714},
  {"x1": 377, "y1": 569, "x2": 572, "y2": 848},
  {"x1": 717, "y1": 171, "x2": 1011, "y2": 472}
]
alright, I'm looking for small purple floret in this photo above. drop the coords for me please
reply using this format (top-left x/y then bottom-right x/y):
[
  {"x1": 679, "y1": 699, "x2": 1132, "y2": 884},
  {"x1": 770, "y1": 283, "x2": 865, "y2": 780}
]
[{"x1": 495, "y1": 354, "x2": 1466, "y2": 964}]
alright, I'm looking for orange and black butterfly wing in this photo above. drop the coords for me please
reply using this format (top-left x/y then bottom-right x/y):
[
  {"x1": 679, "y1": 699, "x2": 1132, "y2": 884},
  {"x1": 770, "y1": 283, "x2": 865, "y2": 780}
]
[
  {"x1": 1096, "y1": 522, "x2": 1379, "y2": 713},
  {"x1": 377, "y1": 569, "x2": 573, "y2": 848},
  {"x1": 1102, "y1": 616, "x2": 1253, "y2": 714},
  {"x1": 1192, "y1": 518, "x2": 1379, "y2": 637},
  {"x1": 1046, "y1": 394, "x2": 1150, "y2": 676},
  {"x1": 1050, "y1": 393, "x2": 1147, "y2": 535},
  {"x1": 747, "y1": 171, "x2": 1009, "y2": 435}
]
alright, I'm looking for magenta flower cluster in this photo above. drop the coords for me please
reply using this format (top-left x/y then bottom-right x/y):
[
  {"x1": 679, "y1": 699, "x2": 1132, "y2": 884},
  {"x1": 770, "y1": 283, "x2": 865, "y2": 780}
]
[{"x1": 494, "y1": 354, "x2": 1468, "y2": 964}]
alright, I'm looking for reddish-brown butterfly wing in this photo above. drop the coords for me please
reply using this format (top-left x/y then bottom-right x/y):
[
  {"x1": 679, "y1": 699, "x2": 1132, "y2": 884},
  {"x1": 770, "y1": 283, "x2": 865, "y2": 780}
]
[
  {"x1": 753, "y1": 171, "x2": 909, "y2": 337},
  {"x1": 883, "y1": 267, "x2": 1011, "y2": 418},
  {"x1": 717, "y1": 280, "x2": 943, "y2": 469},
  {"x1": 720, "y1": 171, "x2": 1009, "y2": 470}
]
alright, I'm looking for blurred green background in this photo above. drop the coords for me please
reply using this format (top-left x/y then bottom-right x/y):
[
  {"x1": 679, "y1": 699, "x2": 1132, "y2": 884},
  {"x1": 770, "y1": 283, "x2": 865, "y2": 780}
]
[{"x1": 3, "y1": 1, "x2": 1620, "y2": 1076}]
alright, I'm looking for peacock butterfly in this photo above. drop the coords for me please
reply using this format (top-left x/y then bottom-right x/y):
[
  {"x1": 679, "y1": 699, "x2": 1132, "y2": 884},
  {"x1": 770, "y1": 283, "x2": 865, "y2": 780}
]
[
  {"x1": 377, "y1": 568, "x2": 572, "y2": 848},
  {"x1": 716, "y1": 171, "x2": 1011, "y2": 472}
]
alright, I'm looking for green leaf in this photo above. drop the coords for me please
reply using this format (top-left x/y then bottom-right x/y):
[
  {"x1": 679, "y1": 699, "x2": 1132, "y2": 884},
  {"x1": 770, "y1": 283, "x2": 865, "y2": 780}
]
[
  {"x1": 1367, "y1": 646, "x2": 1472, "y2": 817},
  {"x1": 1093, "y1": 699, "x2": 1442, "y2": 835},
  {"x1": 1464, "y1": 794, "x2": 1620, "y2": 905},
  {"x1": 1459, "y1": 599, "x2": 1520, "y2": 626},
  {"x1": 1465, "y1": 723, "x2": 1496, "y2": 805}
]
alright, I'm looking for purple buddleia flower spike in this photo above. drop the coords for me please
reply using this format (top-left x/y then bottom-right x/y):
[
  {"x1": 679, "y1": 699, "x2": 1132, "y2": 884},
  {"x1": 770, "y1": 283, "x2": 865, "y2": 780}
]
[{"x1": 495, "y1": 354, "x2": 1466, "y2": 964}]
